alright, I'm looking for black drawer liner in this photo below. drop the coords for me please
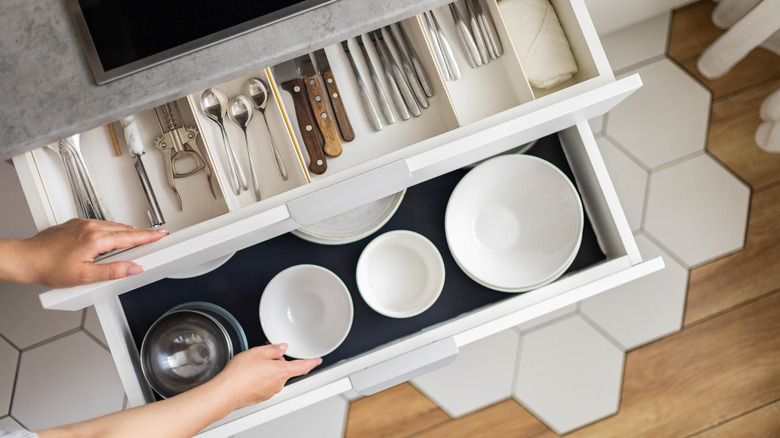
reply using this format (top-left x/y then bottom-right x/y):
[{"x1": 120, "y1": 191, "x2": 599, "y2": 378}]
[{"x1": 120, "y1": 133, "x2": 606, "y2": 388}]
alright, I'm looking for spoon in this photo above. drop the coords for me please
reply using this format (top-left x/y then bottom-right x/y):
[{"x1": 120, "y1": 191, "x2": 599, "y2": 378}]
[
  {"x1": 228, "y1": 95, "x2": 261, "y2": 201},
  {"x1": 200, "y1": 87, "x2": 248, "y2": 195},
  {"x1": 243, "y1": 77, "x2": 288, "y2": 181}
]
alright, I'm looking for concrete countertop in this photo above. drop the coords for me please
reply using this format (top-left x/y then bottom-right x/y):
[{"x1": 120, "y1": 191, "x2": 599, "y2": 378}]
[{"x1": 0, "y1": 0, "x2": 450, "y2": 161}]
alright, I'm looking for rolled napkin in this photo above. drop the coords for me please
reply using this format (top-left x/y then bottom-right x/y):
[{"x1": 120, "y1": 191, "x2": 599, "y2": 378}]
[
  {"x1": 498, "y1": 0, "x2": 578, "y2": 89},
  {"x1": 755, "y1": 87, "x2": 780, "y2": 153}
]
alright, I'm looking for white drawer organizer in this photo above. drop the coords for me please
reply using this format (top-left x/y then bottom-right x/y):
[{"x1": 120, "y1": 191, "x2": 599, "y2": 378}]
[{"x1": 12, "y1": 0, "x2": 663, "y2": 435}]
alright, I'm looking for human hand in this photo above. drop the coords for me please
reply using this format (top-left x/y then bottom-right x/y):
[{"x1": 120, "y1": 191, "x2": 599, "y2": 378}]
[
  {"x1": 213, "y1": 344, "x2": 322, "y2": 410},
  {"x1": 15, "y1": 218, "x2": 168, "y2": 288}
]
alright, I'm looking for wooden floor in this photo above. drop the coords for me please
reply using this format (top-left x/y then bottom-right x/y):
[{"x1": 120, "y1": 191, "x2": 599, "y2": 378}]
[{"x1": 344, "y1": 2, "x2": 780, "y2": 437}]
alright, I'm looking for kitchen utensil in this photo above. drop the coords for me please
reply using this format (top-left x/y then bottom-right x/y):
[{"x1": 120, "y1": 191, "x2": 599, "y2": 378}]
[
  {"x1": 260, "y1": 265, "x2": 353, "y2": 359},
  {"x1": 228, "y1": 95, "x2": 262, "y2": 201},
  {"x1": 471, "y1": 0, "x2": 503, "y2": 59},
  {"x1": 291, "y1": 189, "x2": 406, "y2": 245},
  {"x1": 47, "y1": 139, "x2": 95, "y2": 220},
  {"x1": 390, "y1": 22, "x2": 434, "y2": 98},
  {"x1": 371, "y1": 31, "x2": 422, "y2": 117},
  {"x1": 356, "y1": 35, "x2": 396, "y2": 125},
  {"x1": 430, "y1": 11, "x2": 461, "y2": 79},
  {"x1": 422, "y1": 12, "x2": 454, "y2": 81},
  {"x1": 445, "y1": 154, "x2": 583, "y2": 292},
  {"x1": 384, "y1": 26, "x2": 429, "y2": 109},
  {"x1": 243, "y1": 77, "x2": 289, "y2": 181},
  {"x1": 341, "y1": 39, "x2": 383, "y2": 131},
  {"x1": 356, "y1": 230, "x2": 445, "y2": 318},
  {"x1": 298, "y1": 53, "x2": 342, "y2": 157},
  {"x1": 273, "y1": 60, "x2": 328, "y2": 175},
  {"x1": 120, "y1": 115, "x2": 165, "y2": 227},
  {"x1": 465, "y1": 0, "x2": 490, "y2": 64},
  {"x1": 450, "y1": 3, "x2": 482, "y2": 68},
  {"x1": 200, "y1": 88, "x2": 248, "y2": 195},
  {"x1": 313, "y1": 48, "x2": 356, "y2": 141},
  {"x1": 141, "y1": 309, "x2": 235, "y2": 398},
  {"x1": 169, "y1": 302, "x2": 248, "y2": 354},
  {"x1": 366, "y1": 33, "x2": 411, "y2": 121}
]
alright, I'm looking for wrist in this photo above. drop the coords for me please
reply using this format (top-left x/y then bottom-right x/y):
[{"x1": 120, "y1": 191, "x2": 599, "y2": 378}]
[{"x1": 0, "y1": 239, "x2": 37, "y2": 284}]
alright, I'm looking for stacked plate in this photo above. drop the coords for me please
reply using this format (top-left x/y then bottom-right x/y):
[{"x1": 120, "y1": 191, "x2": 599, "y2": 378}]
[{"x1": 445, "y1": 154, "x2": 584, "y2": 292}]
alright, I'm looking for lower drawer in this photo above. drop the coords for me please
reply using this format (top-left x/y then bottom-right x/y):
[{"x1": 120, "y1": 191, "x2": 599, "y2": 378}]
[{"x1": 92, "y1": 122, "x2": 662, "y2": 436}]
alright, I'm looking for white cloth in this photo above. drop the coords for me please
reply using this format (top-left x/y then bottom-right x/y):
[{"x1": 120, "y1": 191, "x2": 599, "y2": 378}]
[
  {"x1": 498, "y1": 0, "x2": 579, "y2": 89},
  {"x1": 756, "y1": 87, "x2": 780, "y2": 153},
  {"x1": 0, "y1": 429, "x2": 38, "y2": 438}
]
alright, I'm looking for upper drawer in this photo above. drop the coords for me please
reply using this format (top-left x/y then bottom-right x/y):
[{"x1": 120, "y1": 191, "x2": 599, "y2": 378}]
[{"x1": 11, "y1": 0, "x2": 637, "y2": 311}]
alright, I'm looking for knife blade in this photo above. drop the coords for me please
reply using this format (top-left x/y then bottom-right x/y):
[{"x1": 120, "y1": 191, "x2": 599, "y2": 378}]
[
  {"x1": 298, "y1": 53, "x2": 343, "y2": 157},
  {"x1": 341, "y1": 39, "x2": 383, "y2": 131},
  {"x1": 273, "y1": 59, "x2": 327, "y2": 175},
  {"x1": 313, "y1": 48, "x2": 356, "y2": 142}
]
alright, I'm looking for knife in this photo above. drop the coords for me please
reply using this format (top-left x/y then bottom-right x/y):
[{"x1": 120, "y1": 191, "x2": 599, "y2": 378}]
[
  {"x1": 391, "y1": 22, "x2": 434, "y2": 98},
  {"x1": 313, "y1": 49, "x2": 356, "y2": 142},
  {"x1": 385, "y1": 25, "x2": 429, "y2": 109},
  {"x1": 373, "y1": 30, "x2": 421, "y2": 117},
  {"x1": 273, "y1": 59, "x2": 328, "y2": 175},
  {"x1": 341, "y1": 39, "x2": 383, "y2": 131},
  {"x1": 298, "y1": 54, "x2": 342, "y2": 157}
]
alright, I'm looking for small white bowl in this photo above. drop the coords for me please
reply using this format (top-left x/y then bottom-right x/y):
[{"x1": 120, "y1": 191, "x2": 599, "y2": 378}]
[
  {"x1": 445, "y1": 154, "x2": 583, "y2": 292},
  {"x1": 259, "y1": 265, "x2": 353, "y2": 359},
  {"x1": 356, "y1": 230, "x2": 445, "y2": 318}
]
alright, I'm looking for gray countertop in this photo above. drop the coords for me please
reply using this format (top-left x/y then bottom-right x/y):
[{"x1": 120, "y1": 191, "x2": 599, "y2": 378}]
[{"x1": 0, "y1": 0, "x2": 450, "y2": 161}]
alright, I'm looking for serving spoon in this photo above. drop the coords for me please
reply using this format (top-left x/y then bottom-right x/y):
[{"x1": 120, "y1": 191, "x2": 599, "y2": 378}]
[
  {"x1": 228, "y1": 95, "x2": 261, "y2": 201},
  {"x1": 243, "y1": 78, "x2": 288, "y2": 181},
  {"x1": 200, "y1": 88, "x2": 248, "y2": 195}
]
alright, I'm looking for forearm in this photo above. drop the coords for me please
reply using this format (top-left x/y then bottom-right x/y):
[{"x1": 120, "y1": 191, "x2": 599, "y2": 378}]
[{"x1": 0, "y1": 239, "x2": 34, "y2": 283}]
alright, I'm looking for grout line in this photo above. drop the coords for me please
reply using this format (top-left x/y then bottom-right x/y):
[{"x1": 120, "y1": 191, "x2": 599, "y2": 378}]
[
  {"x1": 641, "y1": 229, "x2": 692, "y2": 270},
  {"x1": 601, "y1": 132, "x2": 653, "y2": 173},
  {"x1": 683, "y1": 287, "x2": 780, "y2": 330},
  {"x1": 648, "y1": 149, "x2": 706, "y2": 174},
  {"x1": 0, "y1": 333, "x2": 20, "y2": 352},
  {"x1": 7, "y1": 349, "x2": 22, "y2": 422},
  {"x1": 514, "y1": 311, "x2": 578, "y2": 336},
  {"x1": 683, "y1": 396, "x2": 780, "y2": 437},
  {"x1": 613, "y1": 54, "x2": 667, "y2": 78},
  {"x1": 577, "y1": 309, "x2": 627, "y2": 352},
  {"x1": 510, "y1": 333, "x2": 525, "y2": 398},
  {"x1": 640, "y1": 170, "x2": 652, "y2": 231},
  {"x1": 79, "y1": 308, "x2": 87, "y2": 328},
  {"x1": 19, "y1": 328, "x2": 81, "y2": 353},
  {"x1": 82, "y1": 328, "x2": 110, "y2": 353},
  {"x1": 712, "y1": 76, "x2": 780, "y2": 103}
]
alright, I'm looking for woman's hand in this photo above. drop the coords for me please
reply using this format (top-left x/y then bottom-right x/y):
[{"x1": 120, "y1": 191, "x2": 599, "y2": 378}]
[{"x1": 8, "y1": 218, "x2": 168, "y2": 287}]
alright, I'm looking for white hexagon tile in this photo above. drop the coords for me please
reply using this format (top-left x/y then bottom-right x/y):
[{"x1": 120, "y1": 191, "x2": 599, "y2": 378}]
[
  {"x1": 595, "y1": 136, "x2": 649, "y2": 232},
  {"x1": 513, "y1": 315, "x2": 624, "y2": 434},
  {"x1": 0, "y1": 337, "x2": 18, "y2": 417},
  {"x1": 645, "y1": 154, "x2": 750, "y2": 267},
  {"x1": 411, "y1": 329, "x2": 520, "y2": 418},
  {"x1": 0, "y1": 284, "x2": 84, "y2": 350},
  {"x1": 12, "y1": 332, "x2": 124, "y2": 430},
  {"x1": 84, "y1": 306, "x2": 108, "y2": 347},
  {"x1": 580, "y1": 232, "x2": 688, "y2": 350},
  {"x1": 600, "y1": 12, "x2": 670, "y2": 72},
  {"x1": 234, "y1": 396, "x2": 348, "y2": 438}
]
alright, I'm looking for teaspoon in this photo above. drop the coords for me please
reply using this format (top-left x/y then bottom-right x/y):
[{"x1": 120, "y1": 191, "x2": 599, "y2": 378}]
[
  {"x1": 228, "y1": 95, "x2": 261, "y2": 201},
  {"x1": 200, "y1": 87, "x2": 248, "y2": 195},
  {"x1": 242, "y1": 77, "x2": 288, "y2": 181}
]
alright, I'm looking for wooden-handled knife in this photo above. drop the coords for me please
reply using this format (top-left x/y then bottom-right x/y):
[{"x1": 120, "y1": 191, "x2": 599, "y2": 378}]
[
  {"x1": 313, "y1": 48, "x2": 356, "y2": 142},
  {"x1": 274, "y1": 59, "x2": 328, "y2": 175},
  {"x1": 298, "y1": 53, "x2": 343, "y2": 157}
]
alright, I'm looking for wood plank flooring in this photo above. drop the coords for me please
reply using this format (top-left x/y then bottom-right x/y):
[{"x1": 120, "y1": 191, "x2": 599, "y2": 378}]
[{"x1": 345, "y1": 2, "x2": 780, "y2": 436}]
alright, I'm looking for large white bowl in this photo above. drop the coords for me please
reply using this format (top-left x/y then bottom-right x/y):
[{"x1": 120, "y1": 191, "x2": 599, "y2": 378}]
[
  {"x1": 356, "y1": 230, "x2": 445, "y2": 318},
  {"x1": 445, "y1": 154, "x2": 583, "y2": 292},
  {"x1": 259, "y1": 265, "x2": 353, "y2": 359}
]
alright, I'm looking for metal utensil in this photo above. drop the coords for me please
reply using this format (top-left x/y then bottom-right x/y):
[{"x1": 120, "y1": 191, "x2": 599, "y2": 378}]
[
  {"x1": 423, "y1": 12, "x2": 453, "y2": 81},
  {"x1": 450, "y1": 3, "x2": 482, "y2": 68},
  {"x1": 391, "y1": 22, "x2": 434, "y2": 98},
  {"x1": 52, "y1": 134, "x2": 114, "y2": 221},
  {"x1": 47, "y1": 139, "x2": 96, "y2": 220},
  {"x1": 200, "y1": 88, "x2": 248, "y2": 195},
  {"x1": 384, "y1": 26, "x2": 429, "y2": 109},
  {"x1": 341, "y1": 39, "x2": 383, "y2": 131},
  {"x1": 464, "y1": 0, "x2": 490, "y2": 65},
  {"x1": 228, "y1": 95, "x2": 261, "y2": 201},
  {"x1": 471, "y1": 0, "x2": 503, "y2": 59},
  {"x1": 356, "y1": 35, "x2": 395, "y2": 125},
  {"x1": 243, "y1": 77, "x2": 289, "y2": 181},
  {"x1": 367, "y1": 32, "x2": 411, "y2": 121},
  {"x1": 429, "y1": 11, "x2": 461, "y2": 79},
  {"x1": 372, "y1": 30, "x2": 422, "y2": 117},
  {"x1": 313, "y1": 49, "x2": 356, "y2": 141},
  {"x1": 120, "y1": 115, "x2": 165, "y2": 227},
  {"x1": 298, "y1": 53, "x2": 343, "y2": 157}
]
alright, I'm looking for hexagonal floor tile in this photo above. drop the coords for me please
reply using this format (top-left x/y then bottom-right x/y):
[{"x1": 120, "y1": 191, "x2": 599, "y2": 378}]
[
  {"x1": 12, "y1": 332, "x2": 124, "y2": 430},
  {"x1": 608, "y1": 59, "x2": 711, "y2": 169},
  {"x1": 83, "y1": 307, "x2": 107, "y2": 347},
  {"x1": 597, "y1": 136, "x2": 649, "y2": 232},
  {"x1": 645, "y1": 154, "x2": 750, "y2": 267},
  {"x1": 514, "y1": 304, "x2": 576, "y2": 333},
  {"x1": 0, "y1": 416, "x2": 25, "y2": 432},
  {"x1": 513, "y1": 315, "x2": 624, "y2": 435},
  {"x1": 234, "y1": 396, "x2": 348, "y2": 438},
  {"x1": 0, "y1": 337, "x2": 18, "y2": 416},
  {"x1": 580, "y1": 232, "x2": 688, "y2": 350},
  {"x1": 600, "y1": 12, "x2": 670, "y2": 72},
  {"x1": 0, "y1": 283, "x2": 83, "y2": 349},
  {"x1": 411, "y1": 329, "x2": 519, "y2": 418},
  {"x1": 0, "y1": 160, "x2": 38, "y2": 241}
]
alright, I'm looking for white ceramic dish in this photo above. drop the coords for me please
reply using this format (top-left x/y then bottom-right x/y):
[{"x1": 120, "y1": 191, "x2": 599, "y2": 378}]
[
  {"x1": 445, "y1": 154, "x2": 583, "y2": 292},
  {"x1": 168, "y1": 253, "x2": 235, "y2": 279},
  {"x1": 356, "y1": 230, "x2": 446, "y2": 318},
  {"x1": 291, "y1": 189, "x2": 406, "y2": 245},
  {"x1": 259, "y1": 265, "x2": 353, "y2": 359}
]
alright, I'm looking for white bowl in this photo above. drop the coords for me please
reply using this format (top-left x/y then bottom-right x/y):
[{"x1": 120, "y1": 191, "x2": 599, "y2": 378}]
[
  {"x1": 356, "y1": 230, "x2": 445, "y2": 318},
  {"x1": 445, "y1": 154, "x2": 583, "y2": 292},
  {"x1": 259, "y1": 265, "x2": 353, "y2": 359}
]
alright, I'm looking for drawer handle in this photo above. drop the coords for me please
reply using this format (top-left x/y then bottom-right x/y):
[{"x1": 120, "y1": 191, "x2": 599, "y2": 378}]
[{"x1": 349, "y1": 337, "x2": 458, "y2": 396}]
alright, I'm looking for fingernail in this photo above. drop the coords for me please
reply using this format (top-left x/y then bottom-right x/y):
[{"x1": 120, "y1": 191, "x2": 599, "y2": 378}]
[
  {"x1": 129, "y1": 225, "x2": 139, "y2": 229},
  {"x1": 315, "y1": 358, "x2": 323, "y2": 365},
  {"x1": 278, "y1": 343, "x2": 288, "y2": 351},
  {"x1": 157, "y1": 228, "x2": 170, "y2": 235},
  {"x1": 127, "y1": 265, "x2": 143, "y2": 276}
]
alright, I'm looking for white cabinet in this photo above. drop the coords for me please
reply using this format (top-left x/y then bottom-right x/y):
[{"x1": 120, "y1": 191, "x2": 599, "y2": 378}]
[{"x1": 11, "y1": 0, "x2": 662, "y2": 435}]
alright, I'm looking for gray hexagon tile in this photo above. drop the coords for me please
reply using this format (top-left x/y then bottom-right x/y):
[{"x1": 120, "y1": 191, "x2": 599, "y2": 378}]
[
  {"x1": 600, "y1": 12, "x2": 670, "y2": 72},
  {"x1": 596, "y1": 136, "x2": 648, "y2": 232},
  {"x1": 645, "y1": 154, "x2": 750, "y2": 267},
  {"x1": 514, "y1": 304, "x2": 576, "y2": 333},
  {"x1": 0, "y1": 160, "x2": 38, "y2": 241},
  {"x1": 84, "y1": 306, "x2": 107, "y2": 347},
  {"x1": 411, "y1": 329, "x2": 519, "y2": 418},
  {"x1": 0, "y1": 337, "x2": 18, "y2": 416},
  {"x1": 513, "y1": 315, "x2": 624, "y2": 435},
  {"x1": 12, "y1": 332, "x2": 124, "y2": 430},
  {"x1": 0, "y1": 283, "x2": 83, "y2": 349},
  {"x1": 608, "y1": 59, "x2": 711, "y2": 169},
  {"x1": 0, "y1": 416, "x2": 25, "y2": 432},
  {"x1": 580, "y1": 232, "x2": 688, "y2": 350},
  {"x1": 234, "y1": 395, "x2": 348, "y2": 438}
]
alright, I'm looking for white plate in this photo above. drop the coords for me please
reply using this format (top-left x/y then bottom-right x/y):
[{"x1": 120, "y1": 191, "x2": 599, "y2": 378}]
[
  {"x1": 356, "y1": 230, "x2": 445, "y2": 318},
  {"x1": 259, "y1": 265, "x2": 353, "y2": 359},
  {"x1": 445, "y1": 155, "x2": 583, "y2": 292},
  {"x1": 291, "y1": 190, "x2": 406, "y2": 245},
  {"x1": 168, "y1": 253, "x2": 235, "y2": 279}
]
